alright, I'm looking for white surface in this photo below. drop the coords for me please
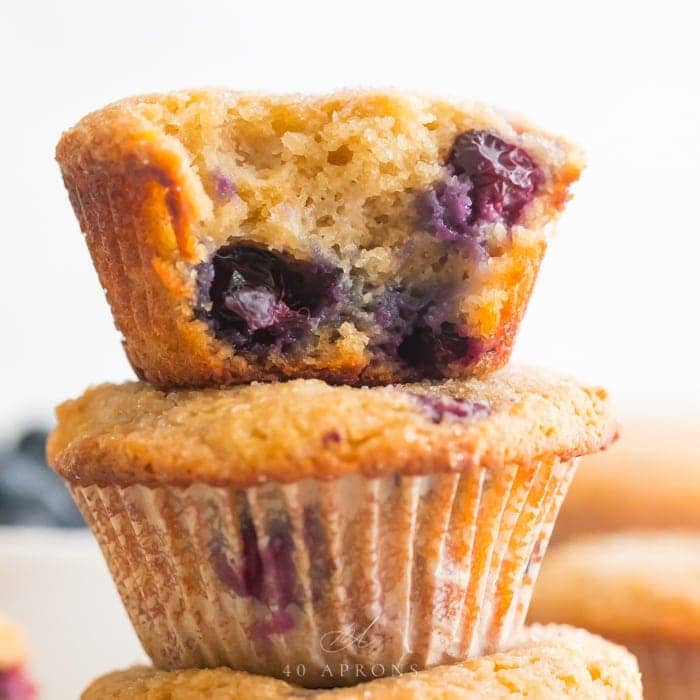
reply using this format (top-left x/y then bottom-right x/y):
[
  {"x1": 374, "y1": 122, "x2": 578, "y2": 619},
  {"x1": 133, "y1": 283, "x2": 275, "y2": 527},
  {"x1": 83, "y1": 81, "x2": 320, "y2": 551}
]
[
  {"x1": 0, "y1": 528, "x2": 146, "y2": 700},
  {"x1": 1, "y1": 0, "x2": 699, "y2": 436}
]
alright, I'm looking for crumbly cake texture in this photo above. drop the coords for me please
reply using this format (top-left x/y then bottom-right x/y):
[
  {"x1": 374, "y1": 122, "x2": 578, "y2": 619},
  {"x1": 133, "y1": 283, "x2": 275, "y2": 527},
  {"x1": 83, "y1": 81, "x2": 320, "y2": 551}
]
[
  {"x1": 80, "y1": 625, "x2": 641, "y2": 699},
  {"x1": 48, "y1": 366, "x2": 615, "y2": 487},
  {"x1": 56, "y1": 89, "x2": 583, "y2": 387},
  {"x1": 50, "y1": 368, "x2": 614, "y2": 682},
  {"x1": 0, "y1": 616, "x2": 25, "y2": 671},
  {"x1": 553, "y1": 421, "x2": 700, "y2": 540},
  {"x1": 530, "y1": 532, "x2": 700, "y2": 642}
]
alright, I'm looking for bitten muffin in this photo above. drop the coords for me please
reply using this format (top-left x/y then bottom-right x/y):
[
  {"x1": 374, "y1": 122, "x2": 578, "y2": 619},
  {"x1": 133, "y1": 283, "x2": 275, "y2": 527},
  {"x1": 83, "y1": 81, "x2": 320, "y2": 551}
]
[
  {"x1": 530, "y1": 532, "x2": 700, "y2": 700},
  {"x1": 553, "y1": 420, "x2": 700, "y2": 541},
  {"x1": 56, "y1": 89, "x2": 583, "y2": 387},
  {"x1": 48, "y1": 367, "x2": 616, "y2": 688},
  {"x1": 81, "y1": 624, "x2": 641, "y2": 699},
  {"x1": 0, "y1": 616, "x2": 35, "y2": 700}
]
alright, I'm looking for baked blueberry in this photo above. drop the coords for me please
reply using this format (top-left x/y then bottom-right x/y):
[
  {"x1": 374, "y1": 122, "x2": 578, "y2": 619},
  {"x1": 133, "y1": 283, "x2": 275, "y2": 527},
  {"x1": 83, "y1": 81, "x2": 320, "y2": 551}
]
[
  {"x1": 57, "y1": 89, "x2": 582, "y2": 385},
  {"x1": 417, "y1": 130, "x2": 544, "y2": 256},
  {"x1": 197, "y1": 243, "x2": 341, "y2": 354}
]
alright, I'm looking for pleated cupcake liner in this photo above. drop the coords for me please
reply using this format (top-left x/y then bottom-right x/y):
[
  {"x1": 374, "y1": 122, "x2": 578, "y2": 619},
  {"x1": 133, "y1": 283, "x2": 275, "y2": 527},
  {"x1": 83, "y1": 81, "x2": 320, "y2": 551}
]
[
  {"x1": 625, "y1": 640, "x2": 700, "y2": 700},
  {"x1": 70, "y1": 457, "x2": 578, "y2": 689}
]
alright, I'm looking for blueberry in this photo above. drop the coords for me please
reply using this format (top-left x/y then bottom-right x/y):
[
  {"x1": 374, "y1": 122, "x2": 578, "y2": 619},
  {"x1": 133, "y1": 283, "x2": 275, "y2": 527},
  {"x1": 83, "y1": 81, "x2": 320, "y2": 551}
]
[
  {"x1": 371, "y1": 288, "x2": 427, "y2": 355},
  {"x1": 409, "y1": 392, "x2": 491, "y2": 424},
  {"x1": 397, "y1": 322, "x2": 477, "y2": 375},
  {"x1": 448, "y1": 130, "x2": 543, "y2": 225},
  {"x1": 0, "y1": 442, "x2": 85, "y2": 528},
  {"x1": 17, "y1": 429, "x2": 49, "y2": 463},
  {"x1": 415, "y1": 176, "x2": 481, "y2": 250},
  {"x1": 418, "y1": 130, "x2": 543, "y2": 247},
  {"x1": 369, "y1": 289, "x2": 482, "y2": 374},
  {"x1": 197, "y1": 244, "x2": 342, "y2": 354}
]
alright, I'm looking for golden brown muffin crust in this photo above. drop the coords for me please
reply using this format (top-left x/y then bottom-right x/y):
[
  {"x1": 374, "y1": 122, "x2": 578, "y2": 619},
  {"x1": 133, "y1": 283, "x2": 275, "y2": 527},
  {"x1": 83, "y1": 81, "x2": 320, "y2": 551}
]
[
  {"x1": 48, "y1": 366, "x2": 617, "y2": 487},
  {"x1": 80, "y1": 624, "x2": 641, "y2": 699},
  {"x1": 56, "y1": 89, "x2": 583, "y2": 387}
]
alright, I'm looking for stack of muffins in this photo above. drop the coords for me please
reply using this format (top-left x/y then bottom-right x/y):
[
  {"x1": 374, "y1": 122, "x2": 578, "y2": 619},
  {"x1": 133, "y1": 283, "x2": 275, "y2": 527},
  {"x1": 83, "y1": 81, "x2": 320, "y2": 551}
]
[{"x1": 49, "y1": 90, "x2": 641, "y2": 699}]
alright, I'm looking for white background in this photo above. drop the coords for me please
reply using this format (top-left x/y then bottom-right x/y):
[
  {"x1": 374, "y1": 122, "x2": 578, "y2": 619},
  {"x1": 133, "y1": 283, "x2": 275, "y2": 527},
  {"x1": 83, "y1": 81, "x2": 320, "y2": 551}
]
[{"x1": 1, "y1": 1, "x2": 699, "y2": 697}]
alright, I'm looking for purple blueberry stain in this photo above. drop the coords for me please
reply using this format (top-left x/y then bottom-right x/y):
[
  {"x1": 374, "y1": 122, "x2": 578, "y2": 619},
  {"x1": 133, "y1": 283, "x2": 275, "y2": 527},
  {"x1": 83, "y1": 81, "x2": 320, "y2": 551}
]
[
  {"x1": 371, "y1": 288, "x2": 428, "y2": 357},
  {"x1": 397, "y1": 322, "x2": 480, "y2": 375},
  {"x1": 321, "y1": 430, "x2": 341, "y2": 448},
  {"x1": 417, "y1": 130, "x2": 543, "y2": 249},
  {"x1": 211, "y1": 169, "x2": 238, "y2": 202},
  {"x1": 369, "y1": 288, "x2": 484, "y2": 374},
  {"x1": 210, "y1": 510, "x2": 298, "y2": 637},
  {"x1": 196, "y1": 243, "x2": 342, "y2": 355},
  {"x1": 416, "y1": 176, "x2": 486, "y2": 260},
  {"x1": 302, "y1": 506, "x2": 335, "y2": 603},
  {"x1": 409, "y1": 392, "x2": 491, "y2": 424}
]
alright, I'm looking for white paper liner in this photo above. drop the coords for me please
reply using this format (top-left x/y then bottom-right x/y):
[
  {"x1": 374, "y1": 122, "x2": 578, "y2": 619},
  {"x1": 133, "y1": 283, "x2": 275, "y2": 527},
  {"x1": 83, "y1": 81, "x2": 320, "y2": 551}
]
[{"x1": 70, "y1": 457, "x2": 578, "y2": 688}]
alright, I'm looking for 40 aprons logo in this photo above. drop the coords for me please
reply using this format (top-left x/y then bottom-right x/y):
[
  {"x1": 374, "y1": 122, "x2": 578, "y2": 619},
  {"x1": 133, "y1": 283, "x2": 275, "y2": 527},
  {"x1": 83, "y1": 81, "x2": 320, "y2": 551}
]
[{"x1": 282, "y1": 616, "x2": 419, "y2": 681}]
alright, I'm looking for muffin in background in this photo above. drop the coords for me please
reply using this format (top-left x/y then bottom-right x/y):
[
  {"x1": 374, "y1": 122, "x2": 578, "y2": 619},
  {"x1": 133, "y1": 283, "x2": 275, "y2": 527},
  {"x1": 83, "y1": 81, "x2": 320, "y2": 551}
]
[
  {"x1": 81, "y1": 624, "x2": 641, "y2": 699},
  {"x1": 553, "y1": 420, "x2": 700, "y2": 541},
  {"x1": 47, "y1": 366, "x2": 615, "y2": 688},
  {"x1": 56, "y1": 89, "x2": 583, "y2": 388},
  {"x1": 0, "y1": 616, "x2": 36, "y2": 700},
  {"x1": 529, "y1": 531, "x2": 700, "y2": 699}
]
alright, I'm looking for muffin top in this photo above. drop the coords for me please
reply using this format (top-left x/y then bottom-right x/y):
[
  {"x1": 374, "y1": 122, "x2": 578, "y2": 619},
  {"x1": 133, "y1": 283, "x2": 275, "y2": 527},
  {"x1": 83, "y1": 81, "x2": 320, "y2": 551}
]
[
  {"x1": 48, "y1": 366, "x2": 615, "y2": 487},
  {"x1": 81, "y1": 624, "x2": 640, "y2": 700},
  {"x1": 530, "y1": 532, "x2": 700, "y2": 642},
  {"x1": 57, "y1": 90, "x2": 581, "y2": 267},
  {"x1": 0, "y1": 616, "x2": 26, "y2": 671}
]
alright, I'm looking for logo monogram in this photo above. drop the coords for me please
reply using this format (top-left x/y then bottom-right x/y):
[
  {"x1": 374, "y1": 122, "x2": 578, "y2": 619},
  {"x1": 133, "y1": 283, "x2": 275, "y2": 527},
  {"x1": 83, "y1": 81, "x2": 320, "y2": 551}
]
[{"x1": 319, "y1": 615, "x2": 381, "y2": 653}]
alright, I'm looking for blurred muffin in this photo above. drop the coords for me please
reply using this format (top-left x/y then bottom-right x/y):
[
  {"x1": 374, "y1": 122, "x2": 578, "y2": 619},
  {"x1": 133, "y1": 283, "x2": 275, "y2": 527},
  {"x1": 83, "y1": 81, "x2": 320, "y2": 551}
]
[
  {"x1": 553, "y1": 420, "x2": 700, "y2": 541},
  {"x1": 56, "y1": 89, "x2": 582, "y2": 388},
  {"x1": 530, "y1": 531, "x2": 700, "y2": 699},
  {"x1": 0, "y1": 616, "x2": 35, "y2": 700},
  {"x1": 48, "y1": 367, "x2": 615, "y2": 688},
  {"x1": 81, "y1": 624, "x2": 641, "y2": 699}
]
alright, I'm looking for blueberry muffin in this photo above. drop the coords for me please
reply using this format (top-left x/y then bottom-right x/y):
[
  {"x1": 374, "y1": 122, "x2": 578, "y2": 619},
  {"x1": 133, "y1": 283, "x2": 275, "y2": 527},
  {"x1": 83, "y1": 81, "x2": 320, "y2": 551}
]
[
  {"x1": 553, "y1": 420, "x2": 700, "y2": 541},
  {"x1": 48, "y1": 367, "x2": 615, "y2": 688},
  {"x1": 0, "y1": 616, "x2": 35, "y2": 700},
  {"x1": 530, "y1": 532, "x2": 700, "y2": 700},
  {"x1": 56, "y1": 89, "x2": 583, "y2": 387},
  {"x1": 81, "y1": 625, "x2": 641, "y2": 699}
]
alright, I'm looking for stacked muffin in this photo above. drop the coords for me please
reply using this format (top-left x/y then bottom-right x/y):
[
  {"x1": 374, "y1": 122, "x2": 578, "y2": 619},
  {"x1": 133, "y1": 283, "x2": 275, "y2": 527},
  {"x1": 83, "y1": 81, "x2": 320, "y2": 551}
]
[{"x1": 49, "y1": 90, "x2": 639, "y2": 697}]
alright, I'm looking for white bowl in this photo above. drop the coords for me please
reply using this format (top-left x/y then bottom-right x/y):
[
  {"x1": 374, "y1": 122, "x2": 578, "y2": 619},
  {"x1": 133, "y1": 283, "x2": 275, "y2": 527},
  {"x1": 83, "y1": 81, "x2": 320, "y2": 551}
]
[{"x1": 0, "y1": 527, "x2": 146, "y2": 699}]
